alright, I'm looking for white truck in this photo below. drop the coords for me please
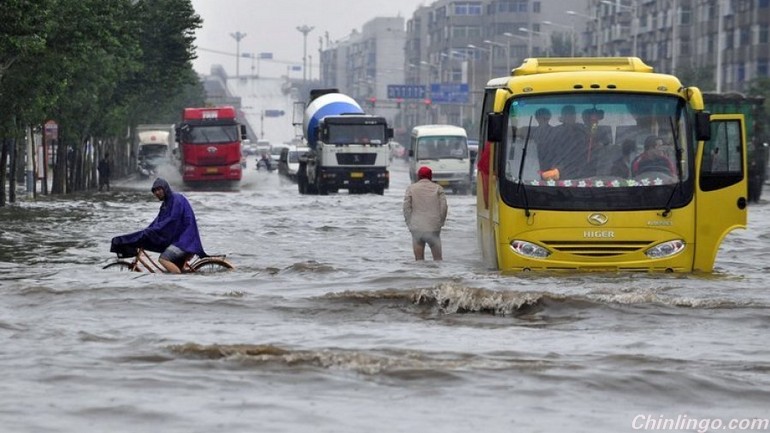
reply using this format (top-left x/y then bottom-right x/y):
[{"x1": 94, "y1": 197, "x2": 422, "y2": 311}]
[
  {"x1": 409, "y1": 124, "x2": 472, "y2": 194},
  {"x1": 295, "y1": 89, "x2": 392, "y2": 195},
  {"x1": 135, "y1": 124, "x2": 174, "y2": 178}
]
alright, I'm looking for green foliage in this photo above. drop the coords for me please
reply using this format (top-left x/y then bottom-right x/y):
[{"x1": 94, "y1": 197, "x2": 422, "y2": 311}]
[
  {"x1": 747, "y1": 77, "x2": 770, "y2": 140},
  {"x1": 549, "y1": 33, "x2": 573, "y2": 58},
  {"x1": 0, "y1": 0, "x2": 206, "y2": 196},
  {"x1": 677, "y1": 65, "x2": 715, "y2": 91}
]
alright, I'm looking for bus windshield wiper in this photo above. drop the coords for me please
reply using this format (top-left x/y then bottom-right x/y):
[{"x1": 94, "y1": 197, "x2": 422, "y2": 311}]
[
  {"x1": 662, "y1": 116, "x2": 684, "y2": 217},
  {"x1": 516, "y1": 116, "x2": 534, "y2": 217}
]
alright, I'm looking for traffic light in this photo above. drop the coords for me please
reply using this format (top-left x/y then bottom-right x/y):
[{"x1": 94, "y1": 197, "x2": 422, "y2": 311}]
[
  {"x1": 423, "y1": 98, "x2": 432, "y2": 110},
  {"x1": 367, "y1": 97, "x2": 376, "y2": 108},
  {"x1": 396, "y1": 98, "x2": 404, "y2": 109}
]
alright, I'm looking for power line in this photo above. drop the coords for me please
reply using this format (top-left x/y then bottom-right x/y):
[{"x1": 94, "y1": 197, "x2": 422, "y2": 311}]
[{"x1": 196, "y1": 46, "x2": 314, "y2": 67}]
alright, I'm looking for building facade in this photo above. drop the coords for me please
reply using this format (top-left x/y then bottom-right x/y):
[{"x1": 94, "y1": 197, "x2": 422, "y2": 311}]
[{"x1": 318, "y1": 0, "x2": 769, "y2": 138}]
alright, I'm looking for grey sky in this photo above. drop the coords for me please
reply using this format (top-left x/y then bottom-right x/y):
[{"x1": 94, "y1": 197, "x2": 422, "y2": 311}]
[{"x1": 190, "y1": 0, "x2": 427, "y2": 78}]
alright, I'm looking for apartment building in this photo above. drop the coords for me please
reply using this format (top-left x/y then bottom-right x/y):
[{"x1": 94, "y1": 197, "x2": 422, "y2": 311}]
[{"x1": 318, "y1": 0, "x2": 769, "y2": 134}]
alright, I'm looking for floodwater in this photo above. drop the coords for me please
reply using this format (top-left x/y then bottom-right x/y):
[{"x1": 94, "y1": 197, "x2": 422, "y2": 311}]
[{"x1": 1, "y1": 159, "x2": 769, "y2": 433}]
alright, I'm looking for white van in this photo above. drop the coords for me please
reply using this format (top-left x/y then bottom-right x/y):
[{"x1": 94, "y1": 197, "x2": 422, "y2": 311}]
[{"x1": 409, "y1": 125, "x2": 471, "y2": 194}]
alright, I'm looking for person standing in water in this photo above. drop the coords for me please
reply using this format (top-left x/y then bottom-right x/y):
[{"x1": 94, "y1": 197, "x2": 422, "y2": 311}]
[{"x1": 403, "y1": 166, "x2": 448, "y2": 261}]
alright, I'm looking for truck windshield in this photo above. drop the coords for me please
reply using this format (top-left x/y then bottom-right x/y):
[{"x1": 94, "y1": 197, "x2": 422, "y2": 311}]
[
  {"x1": 417, "y1": 136, "x2": 468, "y2": 160},
  {"x1": 187, "y1": 125, "x2": 239, "y2": 144},
  {"x1": 327, "y1": 124, "x2": 385, "y2": 145},
  {"x1": 499, "y1": 93, "x2": 694, "y2": 211}
]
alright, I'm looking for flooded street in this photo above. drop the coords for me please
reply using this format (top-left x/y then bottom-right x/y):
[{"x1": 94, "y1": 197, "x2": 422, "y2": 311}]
[{"x1": 2, "y1": 160, "x2": 769, "y2": 433}]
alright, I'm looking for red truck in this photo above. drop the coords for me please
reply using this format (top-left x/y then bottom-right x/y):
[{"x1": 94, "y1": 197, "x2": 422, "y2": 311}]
[{"x1": 174, "y1": 106, "x2": 246, "y2": 188}]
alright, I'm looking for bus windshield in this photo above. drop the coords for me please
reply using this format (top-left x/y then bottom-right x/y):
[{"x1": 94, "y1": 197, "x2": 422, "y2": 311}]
[
  {"x1": 500, "y1": 93, "x2": 693, "y2": 211},
  {"x1": 416, "y1": 136, "x2": 468, "y2": 160},
  {"x1": 186, "y1": 125, "x2": 240, "y2": 144}
]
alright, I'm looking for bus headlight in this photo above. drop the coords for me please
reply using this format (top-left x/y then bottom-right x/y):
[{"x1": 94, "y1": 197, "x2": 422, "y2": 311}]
[
  {"x1": 510, "y1": 240, "x2": 551, "y2": 258},
  {"x1": 645, "y1": 240, "x2": 685, "y2": 259}
]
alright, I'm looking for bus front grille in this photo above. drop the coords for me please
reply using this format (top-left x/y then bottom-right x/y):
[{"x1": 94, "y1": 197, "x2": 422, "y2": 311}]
[{"x1": 541, "y1": 240, "x2": 653, "y2": 257}]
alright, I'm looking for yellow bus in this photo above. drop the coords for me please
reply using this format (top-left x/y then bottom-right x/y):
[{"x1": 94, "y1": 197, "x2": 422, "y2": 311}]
[{"x1": 476, "y1": 57, "x2": 747, "y2": 272}]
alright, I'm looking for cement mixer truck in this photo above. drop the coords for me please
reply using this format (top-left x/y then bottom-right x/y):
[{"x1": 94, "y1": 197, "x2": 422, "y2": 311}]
[{"x1": 295, "y1": 89, "x2": 392, "y2": 195}]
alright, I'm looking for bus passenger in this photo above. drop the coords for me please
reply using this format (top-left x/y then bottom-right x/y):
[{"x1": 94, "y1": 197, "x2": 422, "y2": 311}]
[
  {"x1": 610, "y1": 140, "x2": 637, "y2": 178},
  {"x1": 543, "y1": 105, "x2": 589, "y2": 179},
  {"x1": 632, "y1": 135, "x2": 676, "y2": 177},
  {"x1": 530, "y1": 108, "x2": 556, "y2": 171}
]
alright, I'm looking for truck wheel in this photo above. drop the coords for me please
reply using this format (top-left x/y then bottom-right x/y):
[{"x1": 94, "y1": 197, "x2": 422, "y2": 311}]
[
  {"x1": 316, "y1": 173, "x2": 328, "y2": 195},
  {"x1": 372, "y1": 186, "x2": 384, "y2": 195}
]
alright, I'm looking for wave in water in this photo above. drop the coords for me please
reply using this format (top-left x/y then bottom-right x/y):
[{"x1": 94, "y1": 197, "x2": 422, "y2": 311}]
[
  {"x1": 167, "y1": 342, "x2": 549, "y2": 377},
  {"x1": 318, "y1": 282, "x2": 755, "y2": 316}
]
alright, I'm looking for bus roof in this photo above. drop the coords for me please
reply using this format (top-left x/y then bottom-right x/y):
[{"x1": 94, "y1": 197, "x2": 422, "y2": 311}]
[
  {"x1": 485, "y1": 57, "x2": 682, "y2": 96},
  {"x1": 512, "y1": 57, "x2": 654, "y2": 76}
]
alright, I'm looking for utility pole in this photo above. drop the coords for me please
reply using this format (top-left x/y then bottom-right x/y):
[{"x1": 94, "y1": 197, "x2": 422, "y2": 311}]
[
  {"x1": 230, "y1": 31, "x2": 247, "y2": 77},
  {"x1": 296, "y1": 25, "x2": 315, "y2": 83}
]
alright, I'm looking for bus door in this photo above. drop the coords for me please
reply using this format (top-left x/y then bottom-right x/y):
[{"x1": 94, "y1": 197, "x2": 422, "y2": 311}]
[
  {"x1": 694, "y1": 114, "x2": 748, "y2": 271},
  {"x1": 477, "y1": 88, "x2": 503, "y2": 269}
]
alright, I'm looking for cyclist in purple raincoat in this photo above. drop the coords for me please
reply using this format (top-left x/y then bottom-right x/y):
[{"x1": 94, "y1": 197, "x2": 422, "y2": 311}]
[{"x1": 111, "y1": 178, "x2": 205, "y2": 273}]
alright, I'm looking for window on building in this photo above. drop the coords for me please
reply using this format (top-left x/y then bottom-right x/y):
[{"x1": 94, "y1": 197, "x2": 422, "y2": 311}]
[
  {"x1": 737, "y1": 64, "x2": 745, "y2": 83},
  {"x1": 758, "y1": 62, "x2": 768, "y2": 78},
  {"x1": 759, "y1": 25, "x2": 769, "y2": 43},
  {"x1": 740, "y1": 28, "x2": 750, "y2": 45},
  {"x1": 454, "y1": 2, "x2": 483, "y2": 15},
  {"x1": 725, "y1": 30, "x2": 734, "y2": 49},
  {"x1": 680, "y1": 6, "x2": 691, "y2": 25},
  {"x1": 533, "y1": 1, "x2": 541, "y2": 13},
  {"x1": 760, "y1": 0, "x2": 769, "y2": 8}
]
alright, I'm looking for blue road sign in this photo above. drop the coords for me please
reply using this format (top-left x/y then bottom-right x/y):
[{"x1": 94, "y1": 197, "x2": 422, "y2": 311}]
[
  {"x1": 387, "y1": 85, "x2": 426, "y2": 100},
  {"x1": 429, "y1": 83, "x2": 469, "y2": 104}
]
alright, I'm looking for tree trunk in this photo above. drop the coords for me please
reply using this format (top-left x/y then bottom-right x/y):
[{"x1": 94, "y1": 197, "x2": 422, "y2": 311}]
[
  {"x1": 8, "y1": 136, "x2": 17, "y2": 203},
  {"x1": 52, "y1": 135, "x2": 67, "y2": 194},
  {"x1": 0, "y1": 138, "x2": 8, "y2": 206}
]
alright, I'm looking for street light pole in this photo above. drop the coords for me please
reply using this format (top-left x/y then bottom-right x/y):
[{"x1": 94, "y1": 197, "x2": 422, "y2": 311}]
[
  {"x1": 230, "y1": 31, "x2": 247, "y2": 77},
  {"x1": 468, "y1": 44, "x2": 491, "y2": 79},
  {"x1": 483, "y1": 40, "x2": 505, "y2": 76},
  {"x1": 518, "y1": 27, "x2": 533, "y2": 58},
  {"x1": 519, "y1": 27, "x2": 549, "y2": 57},
  {"x1": 716, "y1": 0, "x2": 724, "y2": 92},
  {"x1": 503, "y1": 32, "x2": 529, "y2": 68},
  {"x1": 296, "y1": 25, "x2": 314, "y2": 83}
]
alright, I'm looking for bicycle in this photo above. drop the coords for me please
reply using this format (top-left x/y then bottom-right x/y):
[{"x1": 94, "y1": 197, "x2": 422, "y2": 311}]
[{"x1": 103, "y1": 247, "x2": 234, "y2": 273}]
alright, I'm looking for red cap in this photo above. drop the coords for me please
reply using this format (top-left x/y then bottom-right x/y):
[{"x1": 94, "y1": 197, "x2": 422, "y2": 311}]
[{"x1": 417, "y1": 166, "x2": 432, "y2": 180}]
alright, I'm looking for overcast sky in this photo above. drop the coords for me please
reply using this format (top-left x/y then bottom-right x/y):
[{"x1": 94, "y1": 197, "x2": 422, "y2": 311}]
[{"x1": 189, "y1": 0, "x2": 428, "y2": 79}]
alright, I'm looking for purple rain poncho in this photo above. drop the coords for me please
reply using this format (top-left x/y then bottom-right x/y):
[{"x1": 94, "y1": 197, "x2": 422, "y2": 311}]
[{"x1": 110, "y1": 178, "x2": 206, "y2": 258}]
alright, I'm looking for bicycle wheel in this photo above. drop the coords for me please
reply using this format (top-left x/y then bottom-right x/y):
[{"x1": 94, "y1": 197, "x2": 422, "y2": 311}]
[
  {"x1": 190, "y1": 257, "x2": 234, "y2": 273},
  {"x1": 103, "y1": 261, "x2": 135, "y2": 271}
]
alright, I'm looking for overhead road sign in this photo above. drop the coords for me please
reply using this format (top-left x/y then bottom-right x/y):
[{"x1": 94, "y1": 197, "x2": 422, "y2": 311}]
[
  {"x1": 387, "y1": 85, "x2": 426, "y2": 100},
  {"x1": 430, "y1": 83, "x2": 469, "y2": 104}
]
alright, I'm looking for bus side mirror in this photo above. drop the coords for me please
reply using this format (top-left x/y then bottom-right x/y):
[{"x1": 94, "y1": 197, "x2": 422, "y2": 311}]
[
  {"x1": 487, "y1": 113, "x2": 505, "y2": 142},
  {"x1": 695, "y1": 111, "x2": 711, "y2": 141},
  {"x1": 240, "y1": 124, "x2": 247, "y2": 140},
  {"x1": 387, "y1": 127, "x2": 394, "y2": 140},
  {"x1": 174, "y1": 127, "x2": 181, "y2": 142}
]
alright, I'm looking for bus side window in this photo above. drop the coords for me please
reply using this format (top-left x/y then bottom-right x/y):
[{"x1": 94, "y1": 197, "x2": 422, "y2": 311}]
[{"x1": 700, "y1": 119, "x2": 743, "y2": 191}]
